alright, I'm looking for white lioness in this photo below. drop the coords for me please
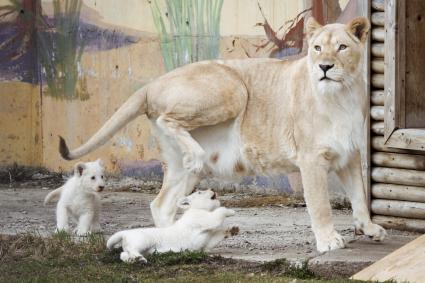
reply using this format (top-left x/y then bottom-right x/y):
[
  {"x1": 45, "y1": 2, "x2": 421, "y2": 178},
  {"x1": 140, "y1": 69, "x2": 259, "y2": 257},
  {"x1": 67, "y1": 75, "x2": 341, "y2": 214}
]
[
  {"x1": 44, "y1": 159, "x2": 105, "y2": 235},
  {"x1": 107, "y1": 189, "x2": 238, "y2": 263},
  {"x1": 59, "y1": 17, "x2": 386, "y2": 252}
]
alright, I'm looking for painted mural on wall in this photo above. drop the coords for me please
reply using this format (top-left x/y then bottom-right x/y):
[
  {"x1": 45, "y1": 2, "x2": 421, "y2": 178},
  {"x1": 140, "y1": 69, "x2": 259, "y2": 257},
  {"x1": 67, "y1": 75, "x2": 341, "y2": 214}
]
[
  {"x1": 0, "y1": 0, "x2": 39, "y2": 83},
  {"x1": 234, "y1": 0, "x2": 363, "y2": 59},
  {"x1": 38, "y1": 0, "x2": 89, "y2": 99},
  {"x1": 149, "y1": 0, "x2": 223, "y2": 71},
  {"x1": 0, "y1": 0, "x2": 139, "y2": 99}
]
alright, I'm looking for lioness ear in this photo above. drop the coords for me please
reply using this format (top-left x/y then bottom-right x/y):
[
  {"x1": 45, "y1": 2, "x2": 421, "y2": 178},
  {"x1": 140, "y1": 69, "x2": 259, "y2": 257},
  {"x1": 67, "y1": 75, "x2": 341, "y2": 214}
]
[
  {"x1": 177, "y1": 197, "x2": 191, "y2": 210},
  {"x1": 346, "y1": 17, "x2": 370, "y2": 43},
  {"x1": 74, "y1": 162, "x2": 86, "y2": 177},
  {"x1": 306, "y1": 17, "x2": 322, "y2": 39}
]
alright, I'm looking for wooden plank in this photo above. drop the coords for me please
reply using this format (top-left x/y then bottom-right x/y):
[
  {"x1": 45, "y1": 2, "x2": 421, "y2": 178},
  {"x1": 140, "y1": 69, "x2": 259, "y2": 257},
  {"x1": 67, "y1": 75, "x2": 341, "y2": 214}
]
[
  {"x1": 371, "y1": 0, "x2": 384, "y2": 12},
  {"x1": 371, "y1": 199, "x2": 425, "y2": 219},
  {"x1": 352, "y1": 234, "x2": 425, "y2": 283},
  {"x1": 372, "y1": 167, "x2": 425, "y2": 187},
  {"x1": 385, "y1": 128, "x2": 425, "y2": 151},
  {"x1": 372, "y1": 183, "x2": 425, "y2": 202},
  {"x1": 371, "y1": 121, "x2": 384, "y2": 135},
  {"x1": 405, "y1": 0, "x2": 425, "y2": 128},
  {"x1": 372, "y1": 215, "x2": 425, "y2": 233},
  {"x1": 371, "y1": 61, "x2": 384, "y2": 75},
  {"x1": 371, "y1": 59, "x2": 384, "y2": 74},
  {"x1": 371, "y1": 43, "x2": 384, "y2": 57},
  {"x1": 371, "y1": 74, "x2": 384, "y2": 88},
  {"x1": 384, "y1": 0, "x2": 399, "y2": 141},
  {"x1": 371, "y1": 12, "x2": 385, "y2": 26},
  {"x1": 370, "y1": 106, "x2": 384, "y2": 121},
  {"x1": 371, "y1": 90, "x2": 384, "y2": 106},
  {"x1": 365, "y1": 0, "x2": 372, "y2": 213},
  {"x1": 371, "y1": 27, "x2": 385, "y2": 42},
  {"x1": 372, "y1": 152, "x2": 425, "y2": 170},
  {"x1": 372, "y1": 136, "x2": 425, "y2": 154}
]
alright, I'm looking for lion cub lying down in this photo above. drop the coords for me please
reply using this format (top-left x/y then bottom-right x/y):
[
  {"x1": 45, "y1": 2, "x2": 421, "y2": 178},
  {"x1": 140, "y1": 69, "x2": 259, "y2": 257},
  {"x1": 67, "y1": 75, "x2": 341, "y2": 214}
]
[
  {"x1": 107, "y1": 189, "x2": 238, "y2": 263},
  {"x1": 44, "y1": 159, "x2": 105, "y2": 236}
]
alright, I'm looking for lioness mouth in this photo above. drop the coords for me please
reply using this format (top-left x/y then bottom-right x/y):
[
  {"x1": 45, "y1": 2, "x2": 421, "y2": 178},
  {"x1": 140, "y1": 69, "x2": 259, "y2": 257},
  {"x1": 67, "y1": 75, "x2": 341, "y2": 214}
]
[{"x1": 320, "y1": 76, "x2": 338, "y2": 82}]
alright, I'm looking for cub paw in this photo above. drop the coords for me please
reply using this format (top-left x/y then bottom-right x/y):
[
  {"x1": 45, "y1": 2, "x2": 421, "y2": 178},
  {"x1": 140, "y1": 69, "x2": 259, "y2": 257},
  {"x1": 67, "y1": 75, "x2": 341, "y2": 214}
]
[
  {"x1": 355, "y1": 222, "x2": 387, "y2": 242},
  {"x1": 316, "y1": 230, "x2": 346, "y2": 253},
  {"x1": 120, "y1": 252, "x2": 147, "y2": 263},
  {"x1": 229, "y1": 226, "x2": 240, "y2": 236}
]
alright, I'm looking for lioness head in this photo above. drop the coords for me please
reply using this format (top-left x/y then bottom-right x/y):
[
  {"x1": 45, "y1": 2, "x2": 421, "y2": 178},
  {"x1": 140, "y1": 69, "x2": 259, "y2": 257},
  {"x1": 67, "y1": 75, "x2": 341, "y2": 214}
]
[
  {"x1": 177, "y1": 189, "x2": 220, "y2": 211},
  {"x1": 306, "y1": 17, "x2": 370, "y2": 93}
]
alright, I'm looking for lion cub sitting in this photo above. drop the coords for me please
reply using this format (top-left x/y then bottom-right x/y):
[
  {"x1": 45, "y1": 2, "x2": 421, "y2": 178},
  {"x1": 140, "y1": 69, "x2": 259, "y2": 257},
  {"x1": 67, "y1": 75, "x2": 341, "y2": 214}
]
[
  {"x1": 44, "y1": 159, "x2": 105, "y2": 236},
  {"x1": 107, "y1": 189, "x2": 238, "y2": 263}
]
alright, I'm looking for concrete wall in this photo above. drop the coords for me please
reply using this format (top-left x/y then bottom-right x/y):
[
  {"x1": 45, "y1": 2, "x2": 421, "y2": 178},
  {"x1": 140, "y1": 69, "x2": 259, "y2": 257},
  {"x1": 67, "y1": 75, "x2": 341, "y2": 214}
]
[{"x1": 0, "y1": 0, "x2": 365, "y2": 194}]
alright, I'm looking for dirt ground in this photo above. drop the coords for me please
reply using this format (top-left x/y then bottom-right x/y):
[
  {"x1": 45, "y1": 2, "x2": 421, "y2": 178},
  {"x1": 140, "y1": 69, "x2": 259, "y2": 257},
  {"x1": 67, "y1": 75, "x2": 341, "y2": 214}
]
[{"x1": 0, "y1": 183, "x2": 420, "y2": 278}]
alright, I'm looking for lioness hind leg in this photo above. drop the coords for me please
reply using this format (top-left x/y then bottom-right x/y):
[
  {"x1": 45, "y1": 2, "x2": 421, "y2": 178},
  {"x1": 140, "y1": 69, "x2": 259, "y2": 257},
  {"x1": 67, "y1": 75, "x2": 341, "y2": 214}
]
[
  {"x1": 299, "y1": 158, "x2": 346, "y2": 253},
  {"x1": 156, "y1": 115, "x2": 205, "y2": 174},
  {"x1": 337, "y1": 151, "x2": 387, "y2": 241}
]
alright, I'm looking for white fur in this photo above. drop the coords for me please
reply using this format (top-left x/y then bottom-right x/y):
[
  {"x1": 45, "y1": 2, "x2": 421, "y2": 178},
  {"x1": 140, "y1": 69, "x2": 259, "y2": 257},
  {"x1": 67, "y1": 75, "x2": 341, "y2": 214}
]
[
  {"x1": 107, "y1": 189, "x2": 238, "y2": 263},
  {"x1": 44, "y1": 159, "x2": 105, "y2": 236}
]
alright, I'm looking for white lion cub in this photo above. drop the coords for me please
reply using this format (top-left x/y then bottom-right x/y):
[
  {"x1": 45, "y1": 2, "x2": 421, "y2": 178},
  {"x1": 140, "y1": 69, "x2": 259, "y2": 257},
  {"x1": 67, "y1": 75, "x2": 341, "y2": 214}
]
[
  {"x1": 44, "y1": 159, "x2": 105, "y2": 236},
  {"x1": 107, "y1": 189, "x2": 238, "y2": 263}
]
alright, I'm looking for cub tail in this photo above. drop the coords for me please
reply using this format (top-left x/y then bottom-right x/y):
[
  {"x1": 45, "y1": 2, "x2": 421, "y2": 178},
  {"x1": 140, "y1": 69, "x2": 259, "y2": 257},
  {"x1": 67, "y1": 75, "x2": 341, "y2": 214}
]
[
  {"x1": 43, "y1": 185, "x2": 64, "y2": 205},
  {"x1": 107, "y1": 231, "x2": 124, "y2": 249}
]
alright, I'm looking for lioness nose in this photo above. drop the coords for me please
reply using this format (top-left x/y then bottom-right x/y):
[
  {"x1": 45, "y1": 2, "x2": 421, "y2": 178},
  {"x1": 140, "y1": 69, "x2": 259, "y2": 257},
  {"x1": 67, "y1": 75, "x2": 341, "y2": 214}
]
[{"x1": 319, "y1": 64, "x2": 334, "y2": 73}]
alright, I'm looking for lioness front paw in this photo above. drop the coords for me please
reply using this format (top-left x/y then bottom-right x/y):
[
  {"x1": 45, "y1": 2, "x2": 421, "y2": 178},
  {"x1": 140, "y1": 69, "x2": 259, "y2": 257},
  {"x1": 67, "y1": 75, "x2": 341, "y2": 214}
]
[
  {"x1": 316, "y1": 230, "x2": 346, "y2": 253},
  {"x1": 355, "y1": 222, "x2": 387, "y2": 242}
]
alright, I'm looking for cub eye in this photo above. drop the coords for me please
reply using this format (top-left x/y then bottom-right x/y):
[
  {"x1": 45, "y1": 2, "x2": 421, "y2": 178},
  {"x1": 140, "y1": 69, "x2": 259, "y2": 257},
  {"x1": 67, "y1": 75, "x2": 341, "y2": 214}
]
[
  {"x1": 314, "y1": 45, "x2": 321, "y2": 52},
  {"x1": 91, "y1": 176, "x2": 95, "y2": 180},
  {"x1": 338, "y1": 44, "x2": 347, "y2": 51}
]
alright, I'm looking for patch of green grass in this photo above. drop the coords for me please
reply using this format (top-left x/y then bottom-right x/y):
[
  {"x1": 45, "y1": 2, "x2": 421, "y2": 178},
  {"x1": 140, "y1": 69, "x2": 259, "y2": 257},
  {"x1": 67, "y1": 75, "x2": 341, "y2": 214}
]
[
  {"x1": 146, "y1": 249, "x2": 208, "y2": 266},
  {"x1": 0, "y1": 233, "x2": 362, "y2": 282}
]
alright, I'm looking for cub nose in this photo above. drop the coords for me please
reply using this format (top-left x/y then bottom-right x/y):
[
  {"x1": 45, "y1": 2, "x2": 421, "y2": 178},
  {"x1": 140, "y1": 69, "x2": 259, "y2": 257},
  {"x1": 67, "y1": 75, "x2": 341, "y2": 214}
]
[{"x1": 319, "y1": 64, "x2": 334, "y2": 73}]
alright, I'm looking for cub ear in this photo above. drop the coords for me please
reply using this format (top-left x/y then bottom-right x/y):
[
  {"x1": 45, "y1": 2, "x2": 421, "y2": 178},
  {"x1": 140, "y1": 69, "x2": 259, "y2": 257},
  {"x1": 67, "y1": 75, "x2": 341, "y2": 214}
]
[
  {"x1": 96, "y1": 158, "x2": 105, "y2": 168},
  {"x1": 74, "y1": 162, "x2": 86, "y2": 177},
  {"x1": 177, "y1": 197, "x2": 191, "y2": 210},
  {"x1": 306, "y1": 17, "x2": 322, "y2": 39},
  {"x1": 346, "y1": 17, "x2": 370, "y2": 43}
]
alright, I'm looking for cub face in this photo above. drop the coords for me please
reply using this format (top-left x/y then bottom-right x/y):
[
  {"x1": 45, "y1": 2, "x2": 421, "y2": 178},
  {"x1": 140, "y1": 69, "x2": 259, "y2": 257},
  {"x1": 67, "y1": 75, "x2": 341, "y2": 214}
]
[
  {"x1": 74, "y1": 159, "x2": 106, "y2": 193},
  {"x1": 178, "y1": 189, "x2": 220, "y2": 211},
  {"x1": 306, "y1": 17, "x2": 370, "y2": 94}
]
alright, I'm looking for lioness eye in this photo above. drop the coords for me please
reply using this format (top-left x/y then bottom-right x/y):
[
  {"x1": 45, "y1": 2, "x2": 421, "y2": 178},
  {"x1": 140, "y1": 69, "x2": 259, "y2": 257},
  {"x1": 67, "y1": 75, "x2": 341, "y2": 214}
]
[
  {"x1": 101, "y1": 175, "x2": 104, "y2": 179},
  {"x1": 91, "y1": 176, "x2": 95, "y2": 180},
  {"x1": 338, "y1": 44, "x2": 347, "y2": 51},
  {"x1": 314, "y1": 45, "x2": 321, "y2": 52}
]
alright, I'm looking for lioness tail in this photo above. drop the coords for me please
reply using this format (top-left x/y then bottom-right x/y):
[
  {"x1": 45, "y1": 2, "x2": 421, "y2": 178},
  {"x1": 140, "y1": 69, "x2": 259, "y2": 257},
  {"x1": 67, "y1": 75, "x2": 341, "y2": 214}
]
[{"x1": 59, "y1": 89, "x2": 147, "y2": 160}]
